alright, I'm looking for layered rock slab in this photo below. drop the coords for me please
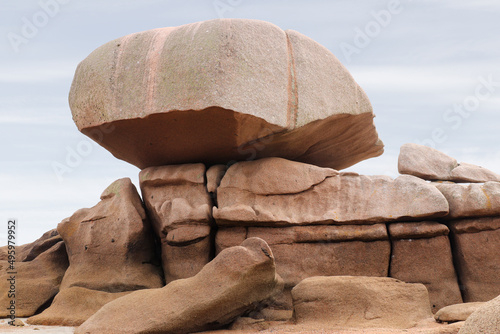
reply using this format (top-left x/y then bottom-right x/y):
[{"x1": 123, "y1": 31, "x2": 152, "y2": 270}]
[
  {"x1": 388, "y1": 222, "x2": 462, "y2": 313},
  {"x1": 214, "y1": 158, "x2": 449, "y2": 226},
  {"x1": 0, "y1": 241, "x2": 68, "y2": 317},
  {"x1": 139, "y1": 164, "x2": 213, "y2": 283},
  {"x1": 292, "y1": 276, "x2": 433, "y2": 329},
  {"x1": 0, "y1": 228, "x2": 61, "y2": 262},
  {"x1": 75, "y1": 238, "x2": 281, "y2": 334},
  {"x1": 69, "y1": 18, "x2": 383, "y2": 170},
  {"x1": 398, "y1": 143, "x2": 500, "y2": 182},
  {"x1": 448, "y1": 217, "x2": 500, "y2": 302},
  {"x1": 57, "y1": 178, "x2": 163, "y2": 292},
  {"x1": 216, "y1": 224, "x2": 390, "y2": 288}
]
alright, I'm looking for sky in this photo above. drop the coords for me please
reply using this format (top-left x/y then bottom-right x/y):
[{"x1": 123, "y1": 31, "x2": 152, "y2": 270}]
[{"x1": 1, "y1": 0, "x2": 499, "y2": 245}]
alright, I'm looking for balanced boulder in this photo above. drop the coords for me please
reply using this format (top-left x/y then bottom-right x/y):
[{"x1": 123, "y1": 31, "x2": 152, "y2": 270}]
[
  {"x1": 69, "y1": 18, "x2": 383, "y2": 170},
  {"x1": 75, "y1": 238, "x2": 281, "y2": 334}
]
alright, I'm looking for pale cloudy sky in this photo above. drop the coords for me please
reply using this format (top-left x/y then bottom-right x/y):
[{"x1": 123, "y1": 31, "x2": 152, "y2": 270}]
[{"x1": 1, "y1": 0, "x2": 499, "y2": 244}]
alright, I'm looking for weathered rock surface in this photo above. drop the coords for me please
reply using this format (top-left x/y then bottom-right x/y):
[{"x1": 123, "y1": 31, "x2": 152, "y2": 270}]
[
  {"x1": 69, "y1": 18, "x2": 383, "y2": 170},
  {"x1": 388, "y1": 222, "x2": 462, "y2": 313},
  {"x1": 459, "y1": 295, "x2": 500, "y2": 334},
  {"x1": 398, "y1": 143, "x2": 500, "y2": 182},
  {"x1": 27, "y1": 287, "x2": 130, "y2": 326},
  {"x1": 0, "y1": 229, "x2": 61, "y2": 262},
  {"x1": 435, "y1": 181, "x2": 500, "y2": 219},
  {"x1": 0, "y1": 241, "x2": 68, "y2": 317},
  {"x1": 292, "y1": 276, "x2": 433, "y2": 329},
  {"x1": 435, "y1": 302, "x2": 485, "y2": 323},
  {"x1": 217, "y1": 224, "x2": 390, "y2": 288},
  {"x1": 214, "y1": 158, "x2": 449, "y2": 226},
  {"x1": 139, "y1": 164, "x2": 213, "y2": 283},
  {"x1": 76, "y1": 238, "x2": 281, "y2": 334},
  {"x1": 448, "y1": 217, "x2": 500, "y2": 302},
  {"x1": 58, "y1": 178, "x2": 163, "y2": 292}
]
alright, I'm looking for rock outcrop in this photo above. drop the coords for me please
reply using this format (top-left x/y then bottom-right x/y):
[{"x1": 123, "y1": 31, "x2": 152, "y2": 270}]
[
  {"x1": 214, "y1": 158, "x2": 449, "y2": 226},
  {"x1": 399, "y1": 143, "x2": 500, "y2": 182},
  {"x1": 31, "y1": 178, "x2": 163, "y2": 326},
  {"x1": 69, "y1": 19, "x2": 383, "y2": 170},
  {"x1": 139, "y1": 164, "x2": 213, "y2": 283},
  {"x1": 75, "y1": 238, "x2": 281, "y2": 334},
  {"x1": 292, "y1": 276, "x2": 433, "y2": 329},
  {"x1": 57, "y1": 178, "x2": 163, "y2": 292},
  {"x1": 0, "y1": 241, "x2": 68, "y2": 317},
  {"x1": 459, "y1": 295, "x2": 500, "y2": 334},
  {"x1": 388, "y1": 221, "x2": 462, "y2": 312}
]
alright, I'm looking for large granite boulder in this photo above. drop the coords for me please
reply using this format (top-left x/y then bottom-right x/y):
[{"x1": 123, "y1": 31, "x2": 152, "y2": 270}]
[
  {"x1": 75, "y1": 238, "x2": 282, "y2": 334},
  {"x1": 139, "y1": 164, "x2": 214, "y2": 283},
  {"x1": 0, "y1": 241, "x2": 68, "y2": 317},
  {"x1": 388, "y1": 222, "x2": 462, "y2": 313},
  {"x1": 398, "y1": 143, "x2": 500, "y2": 183},
  {"x1": 69, "y1": 19, "x2": 383, "y2": 170},
  {"x1": 292, "y1": 276, "x2": 433, "y2": 329},
  {"x1": 214, "y1": 157, "x2": 449, "y2": 226},
  {"x1": 448, "y1": 217, "x2": 500, "y2": 302}
]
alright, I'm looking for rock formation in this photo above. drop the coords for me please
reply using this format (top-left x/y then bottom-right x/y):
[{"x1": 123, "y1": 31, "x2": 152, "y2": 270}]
[
  {"x1": 214, "y1": 157, "x2": 449, "y2": 226},
  {"x1": 139, "y1": 164, "x2": 214, "y2": 283},
  {"x1": 0, "y1": 241, "x2": 68, "y2": 317},
  {"x1": 388, "y1": 221, "x2": 462, "y2": 312},
  {"x1": 28, "y1": 178, "x2": 163, "y2": 326},
  {"x1": 3, "y1": 17, "x2": 500, "y2": 333},
  {"x1": 69, "y1": 19, "x2": 383, "y2": 170},
  {"x1": 75, "y1": 238, "x2": 281, "y2": 334}
]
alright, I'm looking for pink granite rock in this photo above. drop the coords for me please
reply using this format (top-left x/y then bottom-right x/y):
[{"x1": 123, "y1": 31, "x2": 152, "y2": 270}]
[
  {"x1": 69, "y1": 19, "x2": 383, "y2": 170},
  {"x1": 139, "y1": 164, "x2": 214, "y2": 283},
  {"x1": 399, "y1": 143, "x2": 500, "y2": 183},
  {"x1": 214, "y1": 157, "x2": 449, "y2": 226},
  {"x1": 434, "y1": 181, "x2": 500, "y2": 219}
]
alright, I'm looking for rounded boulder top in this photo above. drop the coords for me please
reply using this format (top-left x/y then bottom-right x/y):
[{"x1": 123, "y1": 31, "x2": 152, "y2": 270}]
[{"x1": 69, "y1": 18, "x2": 383, "y2": 170}]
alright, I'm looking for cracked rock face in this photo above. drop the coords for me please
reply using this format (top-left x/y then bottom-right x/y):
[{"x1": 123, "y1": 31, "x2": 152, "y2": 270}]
[
  {"x1": 69, "y1": 18, "x2": 383, "y2": 170},
  {"x1": 139, "y1": 164, "x2": 214, "y2": 283},
  {"x1": 57, "y1": 178, "x2": 163, "y2": 292}
]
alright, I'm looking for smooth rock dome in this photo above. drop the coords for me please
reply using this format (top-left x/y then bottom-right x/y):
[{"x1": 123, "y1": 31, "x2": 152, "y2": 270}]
[{"x1": 69, "y1": 18, "x2": 383, "y2": 169}]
